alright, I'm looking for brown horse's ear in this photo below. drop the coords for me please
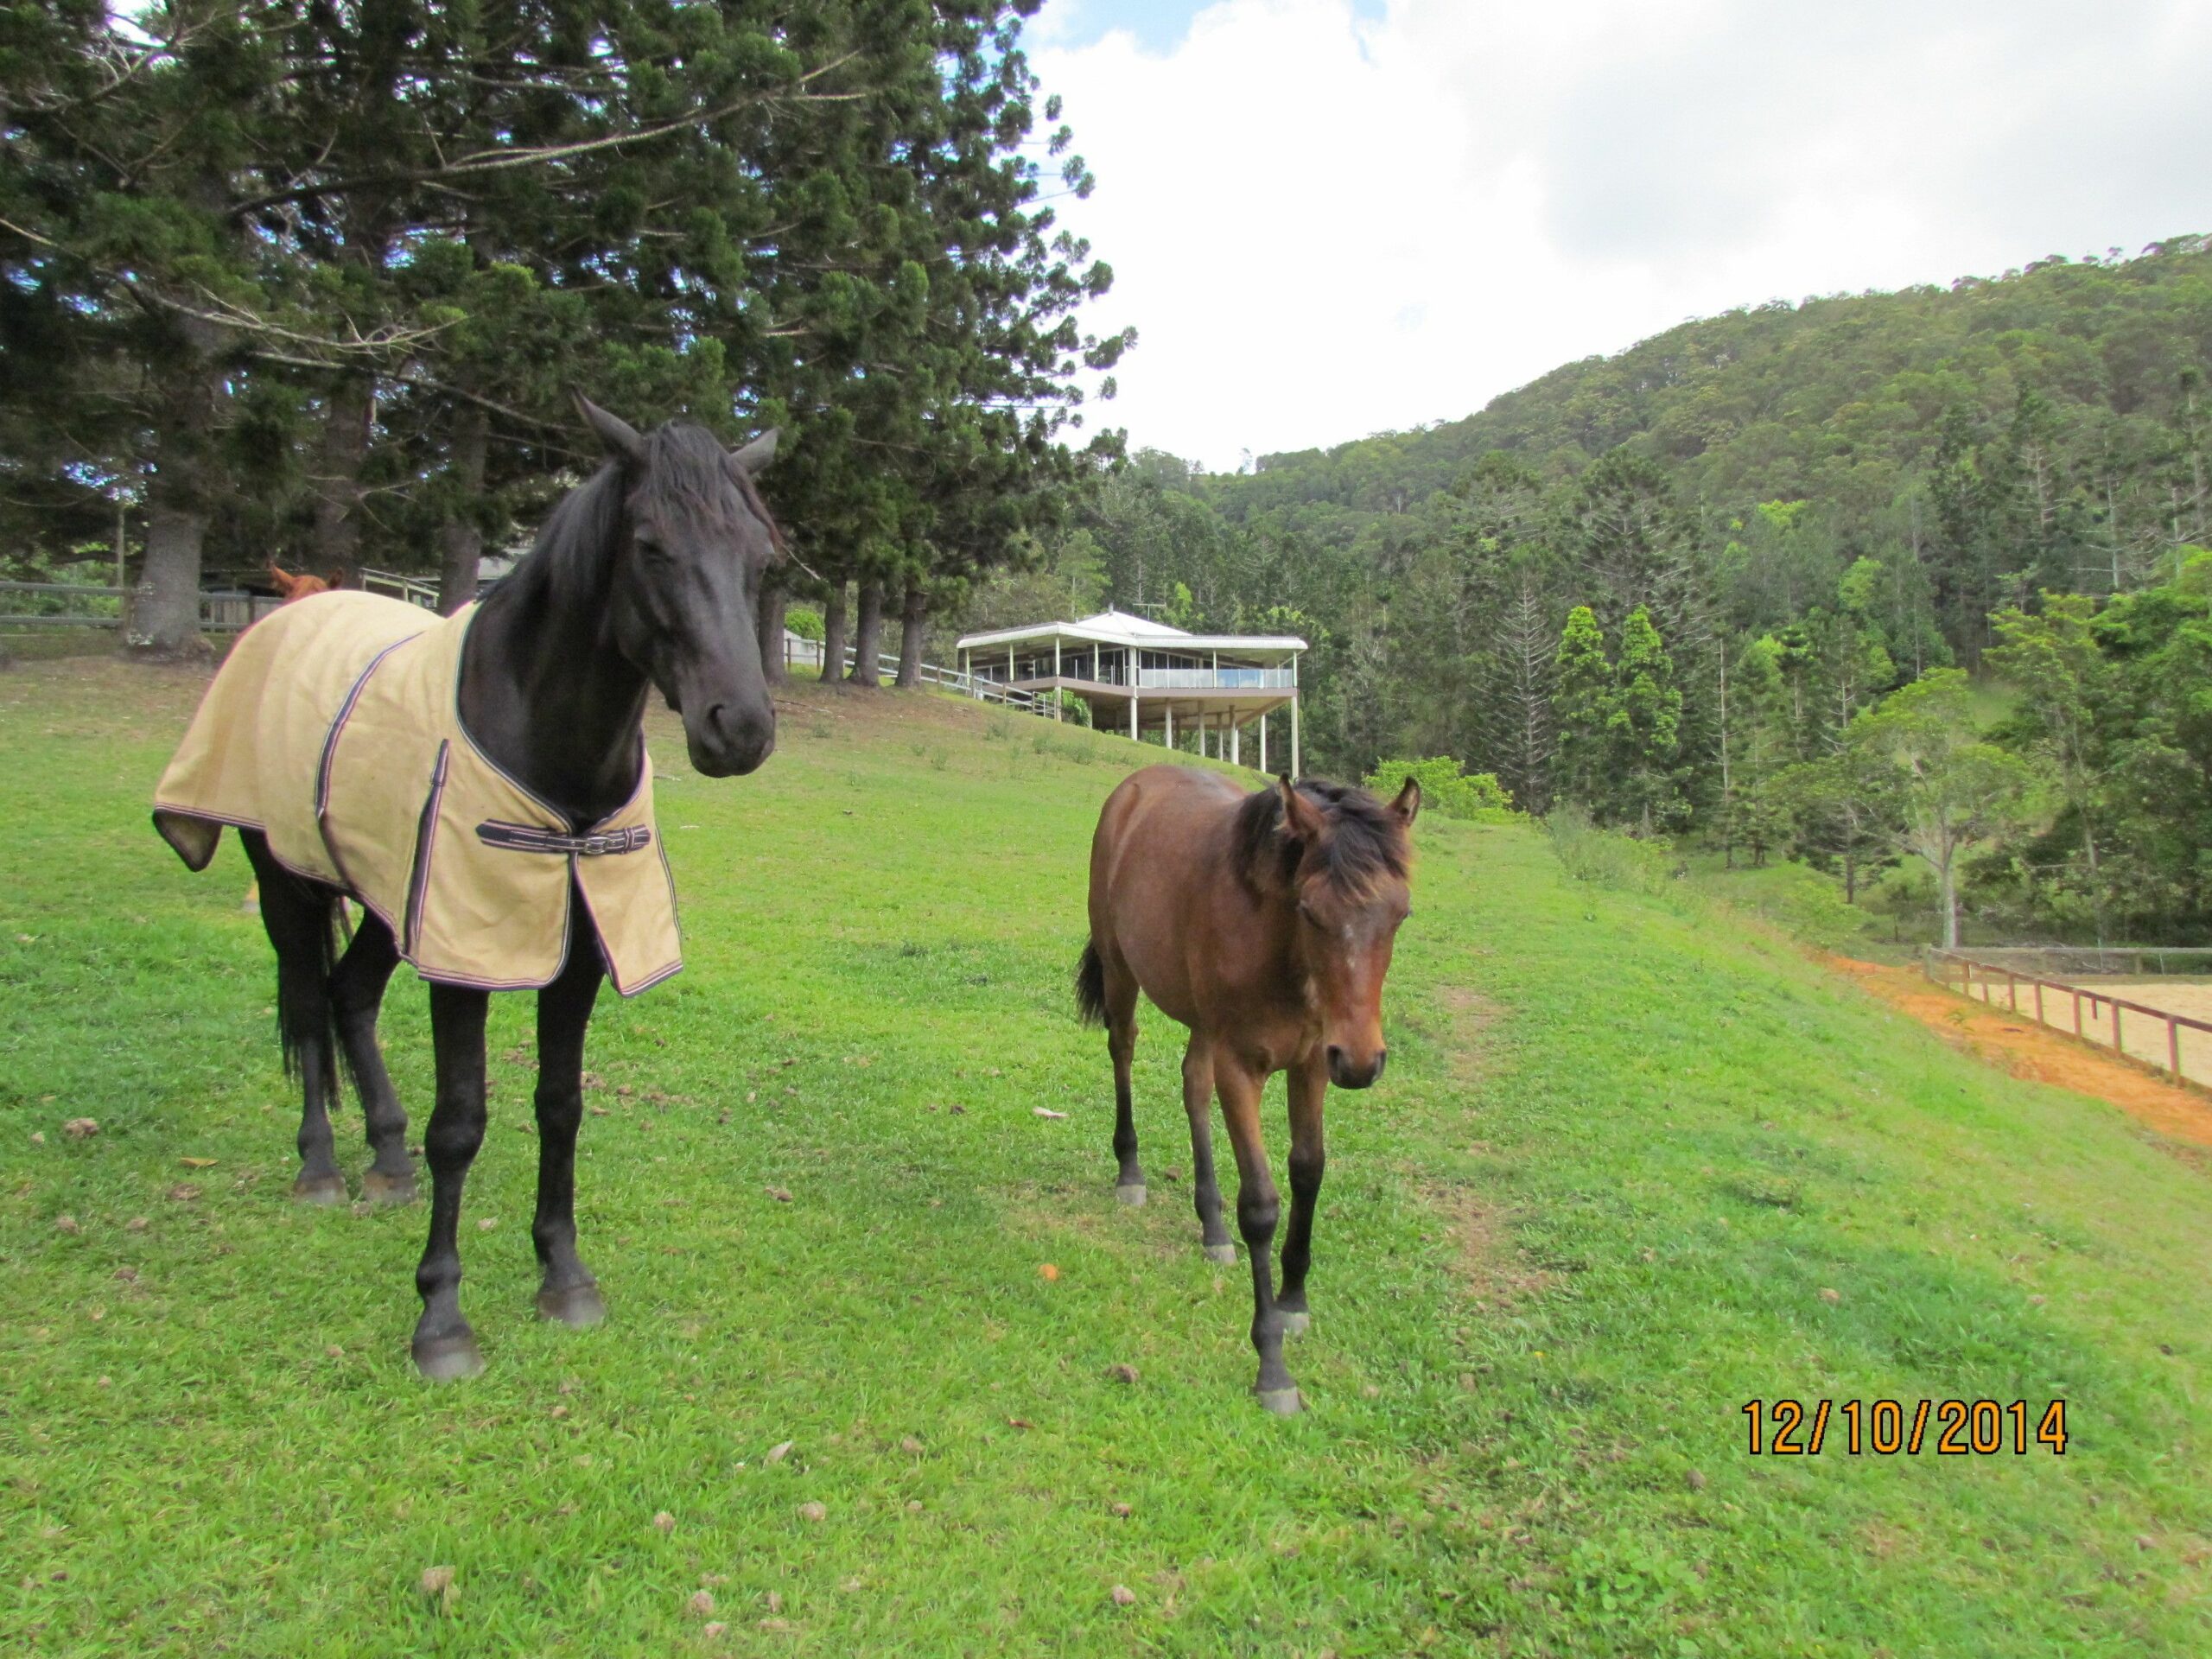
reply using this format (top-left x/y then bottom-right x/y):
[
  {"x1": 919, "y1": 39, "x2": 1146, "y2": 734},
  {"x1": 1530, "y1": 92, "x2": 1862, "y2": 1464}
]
[
  {"x1": 574, "y1": 391, "x2": 646, "y2": 467},
  {"x1": 1389, "y1": 776, "x2": 1421, "y2": 826},
  {"x1": 1277, "y1": 775, "x2": 1326, "y2": 844}
]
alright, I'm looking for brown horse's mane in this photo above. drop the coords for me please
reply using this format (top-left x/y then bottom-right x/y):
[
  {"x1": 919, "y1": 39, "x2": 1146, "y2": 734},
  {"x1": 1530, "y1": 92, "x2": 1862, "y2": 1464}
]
[{"x1": 1233, "y1": 779, "x2": 1409, "y2": 899}]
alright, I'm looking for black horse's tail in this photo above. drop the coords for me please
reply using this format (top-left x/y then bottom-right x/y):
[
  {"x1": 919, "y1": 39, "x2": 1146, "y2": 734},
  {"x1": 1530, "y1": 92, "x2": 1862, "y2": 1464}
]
[{"x1": 1074, "y1": 940, "x2": 1108, "y2": 1027}]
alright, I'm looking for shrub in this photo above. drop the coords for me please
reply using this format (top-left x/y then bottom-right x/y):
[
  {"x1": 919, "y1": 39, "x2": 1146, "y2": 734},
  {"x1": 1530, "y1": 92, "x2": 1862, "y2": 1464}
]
[
  {"x1": 1543, "y1": 804, "x2": 1681, "y2": 896},
  {"x1": 1363, "y1": 756, "x2": 1516, "y2": 822},
  {"x1": 1042, "y1": 690, "x2": 1092, "y2": 727},
  {"x1": 785, "y1": 606, "x2": 825, "y2": 643}
]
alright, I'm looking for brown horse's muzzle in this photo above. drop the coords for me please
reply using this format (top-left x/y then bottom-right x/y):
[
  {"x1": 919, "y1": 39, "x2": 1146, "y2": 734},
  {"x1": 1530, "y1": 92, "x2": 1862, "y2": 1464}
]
[{"x1": 1326, "y1": 1044, "x2": 1387, "y2": 1090}]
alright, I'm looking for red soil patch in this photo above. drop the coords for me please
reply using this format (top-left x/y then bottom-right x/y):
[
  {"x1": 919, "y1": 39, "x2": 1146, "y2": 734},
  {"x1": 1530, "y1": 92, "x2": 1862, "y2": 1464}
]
[{"x1": 1825, "y1": 955, "x2": 2212, "y2": 1151}]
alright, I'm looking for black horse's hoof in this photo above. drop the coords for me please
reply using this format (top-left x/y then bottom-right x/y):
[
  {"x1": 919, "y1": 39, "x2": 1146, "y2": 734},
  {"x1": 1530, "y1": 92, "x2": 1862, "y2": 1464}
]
[
  {"x1": 536, "y1": 1283, "x2": 607, "y2": 1329},
  {"x1": 412, "y1": 1333, "x2": 485, "y2": 1382},
  {"x1": 360, "y1": 1168, "x2": 416, "y2": 1206},
  {"x1": 1203, "y1": 1243, "x2": 1236, "y2": 1266},
  {"x1": 292, "y1": 1173, "x2": 347, "y2": 1206},
  {"x1": 1280, "y1": 1310, "x2": 1311, "y2": 1338},
  {"x1": 1255, "y1": 1385, "x2": 1303, "y2": 1416},
  {"x1": 1116, "y1": 1182, "x2": 1147, "y2": 1208}
]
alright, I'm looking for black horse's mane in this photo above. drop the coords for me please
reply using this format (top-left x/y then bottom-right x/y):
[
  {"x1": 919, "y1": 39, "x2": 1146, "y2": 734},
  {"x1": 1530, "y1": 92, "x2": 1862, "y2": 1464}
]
[
  {"x1": 505, "y1": 423, "x2": 784, "y2": 616},
  {"x1": 1234, "y1": 779, "x2": 1410, "y2": 898}
]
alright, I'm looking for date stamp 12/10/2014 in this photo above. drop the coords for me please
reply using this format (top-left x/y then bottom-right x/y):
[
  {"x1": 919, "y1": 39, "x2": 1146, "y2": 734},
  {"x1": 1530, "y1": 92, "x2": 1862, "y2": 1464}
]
[{"x1": 1742, "y1": 1398, "x2": 2069, "y2": 1457}]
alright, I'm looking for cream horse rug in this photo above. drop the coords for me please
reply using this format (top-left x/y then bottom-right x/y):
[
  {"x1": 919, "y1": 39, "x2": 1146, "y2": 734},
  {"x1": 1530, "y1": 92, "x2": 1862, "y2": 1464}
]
[{"x1": 154, "y1": 590, "x2": 680, "y2": 994}]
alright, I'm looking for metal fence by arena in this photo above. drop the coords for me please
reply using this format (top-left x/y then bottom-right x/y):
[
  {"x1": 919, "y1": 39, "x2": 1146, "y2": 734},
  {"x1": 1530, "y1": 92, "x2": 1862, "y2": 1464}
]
[{"x1": 1925, "y1": 947, "x2": 2212, "y2": 1090}]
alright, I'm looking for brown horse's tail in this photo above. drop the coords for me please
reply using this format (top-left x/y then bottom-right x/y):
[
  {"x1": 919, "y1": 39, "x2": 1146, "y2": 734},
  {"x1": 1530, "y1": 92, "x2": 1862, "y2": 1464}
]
[{"x1": 1074, "y1": 940, "x2": 1108, "y2": 1027}]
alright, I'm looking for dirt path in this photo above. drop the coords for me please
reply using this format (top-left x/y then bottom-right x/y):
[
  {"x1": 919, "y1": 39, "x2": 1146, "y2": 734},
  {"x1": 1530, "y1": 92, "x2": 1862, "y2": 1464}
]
[{"x1": 1826, "y1": 955, "x2": 2212, "y2": 1151}]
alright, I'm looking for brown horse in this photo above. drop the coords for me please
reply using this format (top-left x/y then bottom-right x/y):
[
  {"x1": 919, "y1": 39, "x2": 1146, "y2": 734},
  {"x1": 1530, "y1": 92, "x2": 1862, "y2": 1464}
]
[
  {"x1": 267, "y1": 563, "x2": 343, "y2": 601},
  {"x1": 1077, "y1": 765, "x2": 1419, "y2": 1413}
]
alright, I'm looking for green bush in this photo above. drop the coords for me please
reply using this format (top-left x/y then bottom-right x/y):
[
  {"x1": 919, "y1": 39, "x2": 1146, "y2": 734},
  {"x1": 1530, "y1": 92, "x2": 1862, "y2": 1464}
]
[
  {"x1": 1363, "y1": 756, "x2": 1516, "y2": 822},
  {"x1": 784, "y1": 606, "x2": 825, "y2": 643},
  {"x1": 1043, "y1": 690, "x2": 1092, "y2": 727},
  {"x1": 1543, "y1": 804, "x2": 1681, "y2": 896}
]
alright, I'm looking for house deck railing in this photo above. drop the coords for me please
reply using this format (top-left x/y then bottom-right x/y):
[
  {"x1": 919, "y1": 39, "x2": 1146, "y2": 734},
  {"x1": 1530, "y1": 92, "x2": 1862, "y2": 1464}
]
[{"x1": 1135, "y1": 666, "x2": 1294, "y2": 690}]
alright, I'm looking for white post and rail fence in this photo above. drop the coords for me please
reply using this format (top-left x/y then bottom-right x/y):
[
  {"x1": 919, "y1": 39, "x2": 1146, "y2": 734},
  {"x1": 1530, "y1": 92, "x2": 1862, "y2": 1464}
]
[
  {"x1": 1, "y1": 568, "x2": 441, "y2": 635},
  {"x1": 1925, "y1": 946, "x2": 2212, "y2": 1091}
]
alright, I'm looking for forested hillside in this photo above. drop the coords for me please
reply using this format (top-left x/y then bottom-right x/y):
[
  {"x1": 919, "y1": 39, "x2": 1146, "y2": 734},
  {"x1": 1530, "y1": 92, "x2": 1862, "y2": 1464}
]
[{"x1": 1000, "y1": 238, "x2": 2212, "y2": 941}]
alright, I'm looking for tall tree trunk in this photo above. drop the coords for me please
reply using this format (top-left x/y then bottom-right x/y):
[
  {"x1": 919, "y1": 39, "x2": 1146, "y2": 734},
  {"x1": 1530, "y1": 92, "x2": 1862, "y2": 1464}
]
[
  {"x1": 435, "y1": 404, "x2": 488, "y2": 615},
  {"x1": 818, "y1": 584, "x2": 849, "y2": 686},
  {"x1": 131, "y1": 499, "x2": 213, "y2": 661},
  {"x1": 848, "y1": 578, "x2": 884, "y2": 686},
  {"x1": 1940, "y1": 862, "x2": 1961, "y2": 950},
  {"x1": 125, "y1": 317, "x2": 226, "y2": 662},
  {"x1": 896, "y1": 580, "x2": 926, "y2": 688},
  {"x1": 312, "y1": 370, "x2": 378, "y2": 585},
  {"x1": 757, "y1": 584, "x2": 789, "y2": 686}
]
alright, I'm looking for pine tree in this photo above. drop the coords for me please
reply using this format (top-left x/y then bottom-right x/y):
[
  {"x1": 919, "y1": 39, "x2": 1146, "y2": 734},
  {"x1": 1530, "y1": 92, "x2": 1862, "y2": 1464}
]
[
  {"x1": 1610, "y1": 607, "x2": 1683, "y2": 836},
  {"x1": 1552, "y1": 605, "x2": 1613, "y2": 816}
]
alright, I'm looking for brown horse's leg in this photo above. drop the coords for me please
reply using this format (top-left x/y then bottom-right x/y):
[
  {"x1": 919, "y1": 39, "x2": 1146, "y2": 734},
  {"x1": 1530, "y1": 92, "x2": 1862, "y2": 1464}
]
[
  {"x1": 1104, "y1": 960, "x2": 1146, "y2": 1205},
  {"x1": 411, "y1": 982, "x2": 490, "y2": 1380},
  {"x1": 1182, "y1": 1038, "x2": 1235, "y2": 1263},
  {"x1": 240, "y1": 831, "x2": 346, "y2": 1206},
  {"x1": 1274, "y1": 1055, "x2": 1327, "y2": 1337},
  {"x1": 531, "y1": 931, "x2": 606, "y2": 1327},
  {"x1": 1216, "y1": 1058, "x2": 1298, "y2": 1414},
  {"x1": 329, "y1": 913, "x2": 414, "y2": 1204}
]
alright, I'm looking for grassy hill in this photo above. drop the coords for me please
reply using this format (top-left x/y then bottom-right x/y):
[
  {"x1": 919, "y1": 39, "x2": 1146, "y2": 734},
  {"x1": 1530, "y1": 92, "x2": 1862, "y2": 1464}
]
[{"x1": 4, "y1": 662, "x2": 2212, "y2": 1656}]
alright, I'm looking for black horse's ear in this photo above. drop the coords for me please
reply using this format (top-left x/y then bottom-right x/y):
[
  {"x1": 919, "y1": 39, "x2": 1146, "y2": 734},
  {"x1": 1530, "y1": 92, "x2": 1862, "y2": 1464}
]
[
  {"x1": 1278, "y1": 774, "x2": 1326, "y2": 844},
  {"x1": 730, "y1": 428, "x2": 779, "y2": 475},
  {"x1": 573, "y1": 392, "x2": 646, "y2": 467},
  {"x1": 1389, "y1": 776, "x2": 1421, "y2": 825}
]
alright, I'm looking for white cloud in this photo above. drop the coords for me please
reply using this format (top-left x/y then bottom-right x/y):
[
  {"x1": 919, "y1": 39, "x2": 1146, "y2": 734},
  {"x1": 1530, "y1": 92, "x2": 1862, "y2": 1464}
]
[{"x1": 1033, "y1": 0, "x2": 2212, "y2": 470}]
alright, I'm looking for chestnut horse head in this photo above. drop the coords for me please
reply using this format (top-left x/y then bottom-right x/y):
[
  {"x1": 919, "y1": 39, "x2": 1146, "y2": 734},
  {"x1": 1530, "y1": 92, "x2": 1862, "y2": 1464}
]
[
  {"x1": 1240, "y1": 774, "x2": 1420, "y2": 1087},
  {"x1": 268, "y1": 564, "x2": 340, "y2": 602}
]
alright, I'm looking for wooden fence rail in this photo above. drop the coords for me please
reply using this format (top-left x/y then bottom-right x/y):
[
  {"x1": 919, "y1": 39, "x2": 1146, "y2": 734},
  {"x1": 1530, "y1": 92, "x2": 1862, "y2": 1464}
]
[{"x1": 1925, "y1": 947, "x2": 2212, "y2": 1090}]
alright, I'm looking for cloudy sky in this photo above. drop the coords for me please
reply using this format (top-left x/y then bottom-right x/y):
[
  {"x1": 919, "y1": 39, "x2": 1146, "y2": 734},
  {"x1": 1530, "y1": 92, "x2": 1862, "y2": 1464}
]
[{"x1": 1027, "y1": 0, "x2": 2212, "y2": 470}]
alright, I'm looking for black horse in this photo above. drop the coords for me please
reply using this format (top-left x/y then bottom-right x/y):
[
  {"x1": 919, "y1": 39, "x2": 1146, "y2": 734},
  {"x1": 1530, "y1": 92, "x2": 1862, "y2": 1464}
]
[{"x1": 233, "y1": 397, "x2": 780, "y2": 1378}]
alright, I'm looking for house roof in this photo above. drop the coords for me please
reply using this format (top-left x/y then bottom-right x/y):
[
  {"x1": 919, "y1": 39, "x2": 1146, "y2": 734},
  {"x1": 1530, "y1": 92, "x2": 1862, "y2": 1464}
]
[{"x1": 955, "y1": 607, "x2": 1306, "y2": 655}]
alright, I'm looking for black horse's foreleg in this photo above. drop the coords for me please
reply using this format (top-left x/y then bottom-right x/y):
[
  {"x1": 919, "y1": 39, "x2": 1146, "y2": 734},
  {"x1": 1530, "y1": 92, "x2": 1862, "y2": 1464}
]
[
  {"x1": 411, "y1": 982, "x2": 490, "y2": 1380},
  {"x1": 531, "y1": 928, "x2": 607, "y2": 1326},
  {"x1": 328, "y1": 912, "x2": 414, "y2": 1204},
  {"x1": 1182, "y1": 1038, "x2": 1234, "y2": 1263},
  {"x1": 1216, "y1": 1059, "x2": 1297, "y2": 1414},
  {"x1": 240, "y1": 831, "x2": 345, "y2": 1206},
  {"x1": 1274, "y1": 1056, "x2": 1328, "y2": 1336}
]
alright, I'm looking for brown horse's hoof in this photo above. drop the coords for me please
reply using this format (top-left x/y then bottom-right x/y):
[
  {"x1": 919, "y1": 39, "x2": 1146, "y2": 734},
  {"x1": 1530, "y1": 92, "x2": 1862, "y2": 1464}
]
[
  {"x1": 360, "y1": 1169, "x2": 416, "y2": 1206},
  {"x1": 1203, "y1": 1243, "x2": 1236, "y2": 1266},
  {"x1": 1116, "y1": 1182, "x2": 1147, "y2": 1207},
  {"x1": 1280, "y1": 1310, "x2": 1311, "y2": 1338},
  {"x1": 291, "y1": 1173, "x2": 347, "y2": 1206},
  {"x1": 536, "y1": 1283, "x2": 607, "y2": 1329},
  {"x1": 1255, "y1": 1386, "x2": 1303, "y2": 1416},
  {"x1": 413, "y1": 1333, "x2": 485, "y2": 1382}
]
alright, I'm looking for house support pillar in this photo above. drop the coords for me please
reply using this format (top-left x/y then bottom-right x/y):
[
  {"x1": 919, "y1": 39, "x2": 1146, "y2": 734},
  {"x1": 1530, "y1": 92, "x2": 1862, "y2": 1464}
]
[
  {"x1": 1231, "y1": 720, "x2": 1241, "y2": 767},
  {"x1": 1128, "y1": 694, "x2": 1138, "y2": 741},
  {"x1": 1291, "y1": 696, "x2": 1301, "y2": 778},
  {"x1": 1260, "y1": 713, "x2": 1268, "y2": 774},
  {"x1": 1165, "y1": 702, "x2": 1173, "y2": 749}
]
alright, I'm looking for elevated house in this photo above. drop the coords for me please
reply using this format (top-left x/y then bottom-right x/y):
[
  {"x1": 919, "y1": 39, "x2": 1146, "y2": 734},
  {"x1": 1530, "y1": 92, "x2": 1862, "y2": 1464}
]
[{"x1": 954, "y1": 608, "x2": 1306, "y2": 772}]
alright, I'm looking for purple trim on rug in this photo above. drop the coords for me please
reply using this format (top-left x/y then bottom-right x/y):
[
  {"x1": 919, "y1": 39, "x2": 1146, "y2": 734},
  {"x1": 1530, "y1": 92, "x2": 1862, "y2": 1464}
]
[
  {"x1": 314, "y1": 633, "x2": 417, "y2": 893},
  {"x1": 403, "y1": 740, "x2": 452, "y2": 957}
]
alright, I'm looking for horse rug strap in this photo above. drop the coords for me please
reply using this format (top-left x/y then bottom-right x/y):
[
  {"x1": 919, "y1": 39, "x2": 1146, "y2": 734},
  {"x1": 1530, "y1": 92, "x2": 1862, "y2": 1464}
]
[{"x1": 152, "y1": 590, "x2": 682, "y2": 995}]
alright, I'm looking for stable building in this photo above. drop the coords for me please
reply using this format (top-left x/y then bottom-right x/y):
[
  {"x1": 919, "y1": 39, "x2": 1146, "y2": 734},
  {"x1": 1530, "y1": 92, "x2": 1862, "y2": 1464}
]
[{"x1": 954, "y1": 609, "x2": 1305, "y2": 772}]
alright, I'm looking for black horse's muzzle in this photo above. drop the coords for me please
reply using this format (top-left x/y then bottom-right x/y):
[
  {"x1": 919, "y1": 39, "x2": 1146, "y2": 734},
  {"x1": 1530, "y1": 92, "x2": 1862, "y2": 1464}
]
[{"x1": 688, "y1": 699, "x2": 776, "y2": 776}]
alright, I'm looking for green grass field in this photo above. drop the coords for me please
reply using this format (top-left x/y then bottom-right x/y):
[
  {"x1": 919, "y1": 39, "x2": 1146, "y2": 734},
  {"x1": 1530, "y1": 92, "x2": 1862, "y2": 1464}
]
[{"x1": 4, "y1": 657, "x2": 2212, "y2": 1656}]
